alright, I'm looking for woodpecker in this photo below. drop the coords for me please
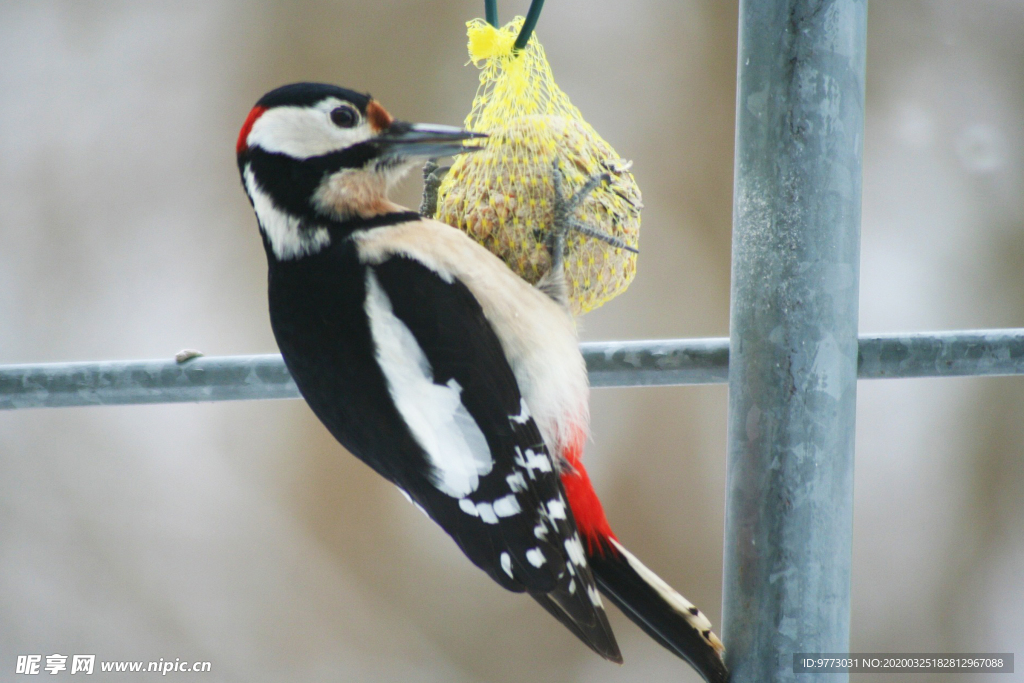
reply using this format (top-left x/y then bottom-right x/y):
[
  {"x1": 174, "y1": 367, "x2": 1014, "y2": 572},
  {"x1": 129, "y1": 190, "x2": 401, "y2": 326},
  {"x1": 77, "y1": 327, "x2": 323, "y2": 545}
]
[{"x1": 237, "y1": 82, "x2": 726, "y2": 682}]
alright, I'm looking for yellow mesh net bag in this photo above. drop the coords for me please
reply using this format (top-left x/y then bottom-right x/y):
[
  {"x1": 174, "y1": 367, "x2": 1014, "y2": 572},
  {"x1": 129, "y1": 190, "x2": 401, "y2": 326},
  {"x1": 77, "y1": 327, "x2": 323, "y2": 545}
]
[{"x1": 434, "y1": 17, "x2": 642, "y2": 316}]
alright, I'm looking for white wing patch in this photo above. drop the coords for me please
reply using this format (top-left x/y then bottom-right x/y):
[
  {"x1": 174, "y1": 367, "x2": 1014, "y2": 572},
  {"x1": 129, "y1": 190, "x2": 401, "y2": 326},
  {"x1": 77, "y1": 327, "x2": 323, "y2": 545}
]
[
  {"x1": 365, "y1": 269, "x2": 493, "y2": 498},
  {"x1": 353, "y1": 221, "x2": 590, "y2": 459},
  {"x1": 243, "y1": 165, "x2": 330, "y2": 260}
]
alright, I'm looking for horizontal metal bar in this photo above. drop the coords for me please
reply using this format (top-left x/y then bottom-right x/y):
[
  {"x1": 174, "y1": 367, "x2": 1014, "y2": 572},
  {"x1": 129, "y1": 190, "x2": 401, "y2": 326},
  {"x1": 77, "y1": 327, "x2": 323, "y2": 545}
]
[
  {"x1": 0, "y1": 354, "x2": 298, "y2": 410},
  {"x1": 2, "y1": 329, "x2": 1023, "y2": 410},
  {"x1": 857, "y1": 329, "x2": 1024, "y2": 379},
  {"x1": 582, "y1": 337, "x2": 730, "y2": 387}
]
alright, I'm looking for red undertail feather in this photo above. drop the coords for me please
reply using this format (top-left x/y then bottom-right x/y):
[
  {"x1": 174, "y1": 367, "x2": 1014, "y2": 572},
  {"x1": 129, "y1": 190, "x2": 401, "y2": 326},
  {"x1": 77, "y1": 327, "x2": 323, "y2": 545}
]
[
  {"x1": 559, "y1": 425, "x2": 616, "y2": 555},
  {"x1": 559, "y1": 425, "x2": 728, "y2": 683}
]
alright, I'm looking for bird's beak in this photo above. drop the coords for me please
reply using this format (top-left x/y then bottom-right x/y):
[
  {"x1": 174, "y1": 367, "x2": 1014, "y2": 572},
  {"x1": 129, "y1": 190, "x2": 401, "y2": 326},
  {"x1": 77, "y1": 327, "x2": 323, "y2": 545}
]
[{"x1": 375, "y1": 122, "x2": 487, "y2": 159}]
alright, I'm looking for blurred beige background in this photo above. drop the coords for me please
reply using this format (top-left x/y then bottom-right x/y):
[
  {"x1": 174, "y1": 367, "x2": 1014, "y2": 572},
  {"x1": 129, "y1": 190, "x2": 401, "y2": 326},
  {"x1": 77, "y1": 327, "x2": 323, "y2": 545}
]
[{"x1": 1, "y1": 2, "x2": 1022, "y2": 682}]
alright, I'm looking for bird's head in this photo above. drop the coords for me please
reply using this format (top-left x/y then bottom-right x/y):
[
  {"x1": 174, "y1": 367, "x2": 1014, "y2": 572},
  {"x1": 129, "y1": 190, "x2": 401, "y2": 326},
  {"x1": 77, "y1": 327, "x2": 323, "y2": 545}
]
[{"x1": 237, "y1": 82, "x2": 483, "y2": 259}]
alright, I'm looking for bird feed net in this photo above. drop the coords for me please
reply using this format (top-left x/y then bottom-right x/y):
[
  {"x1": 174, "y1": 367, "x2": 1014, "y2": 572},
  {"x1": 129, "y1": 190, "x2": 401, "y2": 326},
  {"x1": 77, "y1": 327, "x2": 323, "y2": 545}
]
[{"x1": 434, "y1": 17, "x2": 642, "y2": 315}]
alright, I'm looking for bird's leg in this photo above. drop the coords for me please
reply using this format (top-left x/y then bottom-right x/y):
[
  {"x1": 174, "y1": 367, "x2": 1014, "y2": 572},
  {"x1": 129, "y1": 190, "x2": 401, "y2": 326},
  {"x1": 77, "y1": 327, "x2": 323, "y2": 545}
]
[{"x1": 419, "y1": 160, "x2": 450, "y2": 217}]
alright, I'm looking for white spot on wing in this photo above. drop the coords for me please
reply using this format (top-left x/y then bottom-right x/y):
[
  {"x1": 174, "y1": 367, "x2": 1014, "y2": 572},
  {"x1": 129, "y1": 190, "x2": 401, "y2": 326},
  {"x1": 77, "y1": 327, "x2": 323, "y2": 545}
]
[
  {"x1": 510, "y1": 398, "x2": 532, "y2": 425},
  {"x1": 506, "y1": 471, "x2": 528, "y2": 493},
  {"x1": 546, "y1": 498, "x2": 567, "y2": 520},
  {"x1": 461, "y1": 496, "x2": 518, "y2": 522},
  {"x1": 476, "y1": 502, "x2": 498, "y2": 524},
  {"x1": 514, "y1": 447, "x2": 552, "y2": 479},
  {"x1": 244, "y1": 165, "x2": 329, "y2": 260},
  {"x1": 587, "y1": 584, "x2": 603, "y2": 607},
  {"x1": 526, "y1": 548, "x2": 546, "y2": 568},
  {"x1": 501, "y1": 552, "x2": 513, "y2": 578},
  {"x1": 365, "y1": 270, "x2": 493, "y2": 498},
  {"x1": 492, "y1": 494, "x2": 521, "y2": 517},
  {"x1": 564, "y1": 534, "x2": 586, "y2": 566}
]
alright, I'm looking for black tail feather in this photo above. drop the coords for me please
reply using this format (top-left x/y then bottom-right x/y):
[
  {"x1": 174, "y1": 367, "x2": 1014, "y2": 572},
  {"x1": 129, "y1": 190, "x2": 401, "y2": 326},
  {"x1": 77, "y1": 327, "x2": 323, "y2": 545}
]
[
  {"x1": 531, "y1": 591, "x2": 622, "y2": 664},
  {"x1": 588, "y1": 538, "x2": 728, "y2": 683}
]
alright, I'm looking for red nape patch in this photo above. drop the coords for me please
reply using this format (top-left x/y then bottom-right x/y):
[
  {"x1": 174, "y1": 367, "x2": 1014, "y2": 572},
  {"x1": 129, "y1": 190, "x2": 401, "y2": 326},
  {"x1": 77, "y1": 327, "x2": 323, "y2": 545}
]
[
  {"x1": 560, "y1": 425, "x2": 618, "y2": 556},
  {"x1": 236, "y1": 106, "x2": 266, "y2": 154}
]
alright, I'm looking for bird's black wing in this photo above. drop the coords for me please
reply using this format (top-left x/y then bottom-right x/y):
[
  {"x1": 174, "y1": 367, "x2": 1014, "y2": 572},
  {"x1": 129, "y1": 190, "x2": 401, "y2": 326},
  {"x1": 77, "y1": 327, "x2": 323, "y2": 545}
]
[{"x1": 369, "y1": 254, "x2": 620, "y2": 662}]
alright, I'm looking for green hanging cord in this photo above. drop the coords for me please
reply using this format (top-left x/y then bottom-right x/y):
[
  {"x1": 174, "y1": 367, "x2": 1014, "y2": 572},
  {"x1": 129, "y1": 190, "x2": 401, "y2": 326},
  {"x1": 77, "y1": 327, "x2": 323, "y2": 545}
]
[
  {"x1": 484, "y1": 0, "x2": 498, "y2": 27},
  {"x1": 513, "y1": 0, "x2": 545, "y2": 51}
]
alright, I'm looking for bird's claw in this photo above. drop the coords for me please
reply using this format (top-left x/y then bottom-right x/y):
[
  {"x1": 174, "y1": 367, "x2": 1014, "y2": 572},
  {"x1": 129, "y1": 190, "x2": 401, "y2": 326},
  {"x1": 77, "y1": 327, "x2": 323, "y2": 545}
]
[
  {"x1": 419, "y1": 160, "x2": 450, "y2": 217},
  {"x1": 547, "y1": 159, "x2": 637, "y2": 274}
]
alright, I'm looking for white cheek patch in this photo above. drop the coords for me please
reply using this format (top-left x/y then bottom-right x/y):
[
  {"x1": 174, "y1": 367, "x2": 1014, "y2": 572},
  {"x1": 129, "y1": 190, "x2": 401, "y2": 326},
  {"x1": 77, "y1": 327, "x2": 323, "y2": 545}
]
[
  {"x1": 365, "y1": 269, "x2": 493, "y2": 498},
  {"x1": 248, "y1": 101, "x2": 372, "y2": 160},
  {"x1": 244, "y1": 165, "x2": 329, "y2": 260}
]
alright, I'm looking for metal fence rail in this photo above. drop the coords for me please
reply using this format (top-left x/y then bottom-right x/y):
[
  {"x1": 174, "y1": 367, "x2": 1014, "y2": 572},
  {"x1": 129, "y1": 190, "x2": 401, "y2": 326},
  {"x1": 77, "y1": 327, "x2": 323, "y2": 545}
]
[{"x1": 2, "y1": 330, "x2": 1022, "y2": 410}]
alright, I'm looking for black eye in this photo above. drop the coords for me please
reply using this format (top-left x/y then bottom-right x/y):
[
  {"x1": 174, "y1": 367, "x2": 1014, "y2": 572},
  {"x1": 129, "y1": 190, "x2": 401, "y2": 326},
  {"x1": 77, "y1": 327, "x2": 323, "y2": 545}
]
[{"x1": 330, "y1": 106, "x2": 358, "y2": 128}]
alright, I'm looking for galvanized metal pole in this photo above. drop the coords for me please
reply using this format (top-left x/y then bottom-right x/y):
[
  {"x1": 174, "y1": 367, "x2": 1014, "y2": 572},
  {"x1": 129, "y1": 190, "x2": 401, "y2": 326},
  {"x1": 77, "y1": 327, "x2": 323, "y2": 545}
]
[{"x1": 723, "y1": 1, "x2": 867, "y2": 681}]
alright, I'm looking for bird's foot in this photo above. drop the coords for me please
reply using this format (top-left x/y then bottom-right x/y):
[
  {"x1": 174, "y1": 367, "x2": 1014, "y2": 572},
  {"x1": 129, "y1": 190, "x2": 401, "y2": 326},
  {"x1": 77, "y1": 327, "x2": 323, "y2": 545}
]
[
  {"x1": 548, "y1": 159, "x2": 638, "y2": 274},
  {"x1": 419, "y1": 160, "x2": 450, "y2": 217}
]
